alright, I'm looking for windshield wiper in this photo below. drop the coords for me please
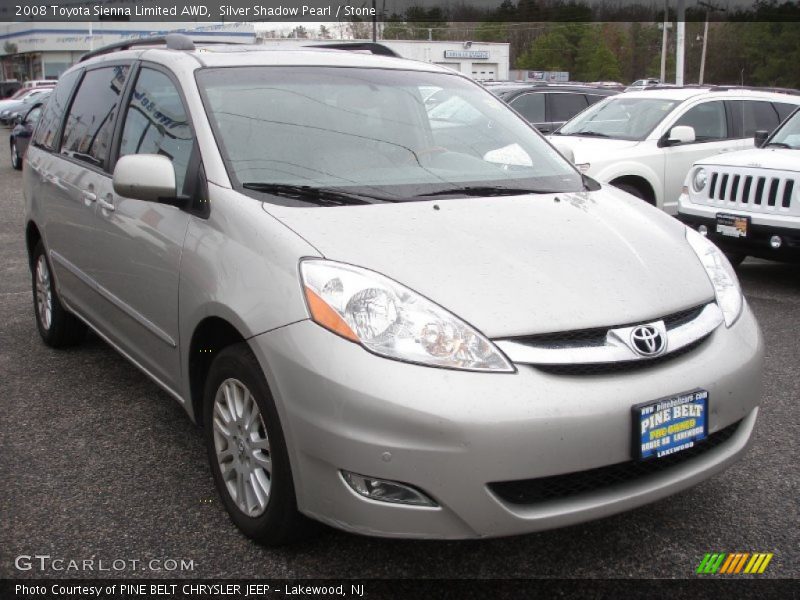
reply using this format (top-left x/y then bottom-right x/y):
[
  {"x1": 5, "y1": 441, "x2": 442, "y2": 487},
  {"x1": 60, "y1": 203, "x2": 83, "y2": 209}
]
[
  {"x1": 763, "y1": 141, "x2": 793, "y2": 149},
  {"x1": 242, "y1": 183, "x2": 394, "y2": 206},
  {"x1": 416, "y1": 185, "x2": 556, "y2": 198},
  {"x1": 571, "y1": 130, "x2": 610, "y2": 138}
]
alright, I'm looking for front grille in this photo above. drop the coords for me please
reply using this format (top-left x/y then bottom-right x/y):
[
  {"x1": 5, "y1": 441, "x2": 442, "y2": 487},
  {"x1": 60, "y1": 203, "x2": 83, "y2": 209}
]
[
  {"x1": 703, "y1": 168, "x2": 797, "y2": 214},
  {"x1": 510, "y1": 304, "x2": 707, "y2": 350},
  {"x1": 488, "y1": 420, "x2": 741, "y2": 505},
  {"x1": 532, "y1": 335, "x2": 709, "y2": 375}
]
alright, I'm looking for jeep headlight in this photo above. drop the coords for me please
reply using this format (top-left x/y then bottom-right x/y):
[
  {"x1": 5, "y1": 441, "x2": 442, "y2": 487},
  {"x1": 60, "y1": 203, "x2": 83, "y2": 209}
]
[
  {"x1": 300, "y1": 260, "x2": 514, "y2": 372},
  {"x1": 692, "y1": 167, "x2": 708, "y2": 193},
  {"x1": 686, "y1": 228, "x2": 743, "y2": 327}
]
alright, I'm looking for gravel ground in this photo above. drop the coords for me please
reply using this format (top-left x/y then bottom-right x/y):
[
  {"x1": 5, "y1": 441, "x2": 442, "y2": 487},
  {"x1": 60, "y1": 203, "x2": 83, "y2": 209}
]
[{"x1": 1, "y1": 158, "x2": 797, "y2": 582}]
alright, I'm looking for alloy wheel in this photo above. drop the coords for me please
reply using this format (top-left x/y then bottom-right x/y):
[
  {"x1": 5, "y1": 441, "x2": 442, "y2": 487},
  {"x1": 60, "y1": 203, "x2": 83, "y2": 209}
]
[
  {"x1": 35, "y1": 254, "x2": 53, "y2": 331},
  {"x1": 212, "y1": 378, "x2": 272, "y2": 517}
]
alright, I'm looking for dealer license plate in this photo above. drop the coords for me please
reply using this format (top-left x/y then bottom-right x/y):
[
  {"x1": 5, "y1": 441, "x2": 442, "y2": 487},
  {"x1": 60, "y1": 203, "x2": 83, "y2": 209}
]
[
  {"x1": 716, "y1": 213, "x2": 749, "y2": 238},
  {"x1": 633, "y1": 390, "x2": 708, "y2": 460}
]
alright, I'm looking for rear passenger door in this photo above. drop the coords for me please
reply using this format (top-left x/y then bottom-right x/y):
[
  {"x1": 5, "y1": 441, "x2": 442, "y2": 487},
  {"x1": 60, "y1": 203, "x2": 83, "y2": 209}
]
[
  {"x1": 87, "y1": 65, "x2": 197, "y2": 393},
  {"x1": 508, "y1": 92, "x2": 546, "y2": 130}
]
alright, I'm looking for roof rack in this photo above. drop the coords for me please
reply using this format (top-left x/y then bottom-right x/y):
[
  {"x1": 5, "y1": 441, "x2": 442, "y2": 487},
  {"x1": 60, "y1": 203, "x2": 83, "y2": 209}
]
[
  {"x1": 79, "y1": 33, "x2": 246, "y2": 63},
  {"x1": 304, "y1": 42, "x2": 401, "y2": 58}
]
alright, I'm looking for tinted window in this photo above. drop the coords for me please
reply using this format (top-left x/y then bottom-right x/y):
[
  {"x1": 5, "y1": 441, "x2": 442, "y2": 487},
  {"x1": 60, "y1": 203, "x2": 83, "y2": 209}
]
[
  {"x1": 32, "y1": 69, "x2": 80, "y2": 150},
  {"x1": 674, "y1": 101, "x2": 727, "y2": 141},
  {"x1": 60, "y1": 65, "x2": 129, "y2": 168},
  {"x1": 26, "y1": 106, "x2": 43, "y2": 125},
  {"x1": 741, "y1": 101, "x2": 779, "y2": 137},
  {"x1": 548, "y1": 93, "x2": 589, "y2": 123},
  {"x1": 585, "y1": 94, "x2": 606, "y2": 105},
  {"x1": 510, "y1": 93, "x2": 545, "y2": 123},
  {"x1": 118, "y1": 68, "x2": 194, "y2": 194},
  {"x1": 774, "y1": 102, "x2": 797, "y2": 122}
]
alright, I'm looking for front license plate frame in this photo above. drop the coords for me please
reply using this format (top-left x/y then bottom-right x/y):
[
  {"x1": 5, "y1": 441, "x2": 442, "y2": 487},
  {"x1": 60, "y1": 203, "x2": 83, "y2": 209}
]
[
  {"x1": 632, "y1": 390, "x2": 709, "y2": 461},
  {"x1": 716, "y1": 213, "x2": 750, "y2": 238}
]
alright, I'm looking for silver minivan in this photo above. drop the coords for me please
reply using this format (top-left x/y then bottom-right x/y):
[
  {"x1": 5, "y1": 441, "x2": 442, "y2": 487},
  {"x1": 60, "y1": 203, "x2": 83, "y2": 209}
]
[{"x1": 24, "y1": 36, "x2": 763, "y2": 545}]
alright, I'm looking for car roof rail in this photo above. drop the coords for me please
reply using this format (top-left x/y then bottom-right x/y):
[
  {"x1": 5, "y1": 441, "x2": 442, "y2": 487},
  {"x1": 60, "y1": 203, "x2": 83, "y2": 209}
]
[
  {"x1": 79, "y1": 33, "x2": 246, "y2": 63},
  {"x1": 304, "y1": 42, "x2": 401, "y2": 58}
]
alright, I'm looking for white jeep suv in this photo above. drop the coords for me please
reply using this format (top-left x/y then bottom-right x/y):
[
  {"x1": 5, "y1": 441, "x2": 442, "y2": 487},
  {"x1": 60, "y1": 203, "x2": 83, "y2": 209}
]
[
  {"x1": 549, "y1": 88, "x2": 800, "y2": 214},
  {"x1": 678, "y1": 107, "x2": 800, "y2": 263}
]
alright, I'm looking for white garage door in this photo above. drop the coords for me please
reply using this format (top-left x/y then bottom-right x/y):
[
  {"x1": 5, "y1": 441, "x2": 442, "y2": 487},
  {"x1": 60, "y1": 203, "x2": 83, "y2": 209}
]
[
  {"x1": 434, "y1": 62, "x2": 461, "y2": 73},
  {"x1": 472, "y1": 63, "x2": 498, "y2": 81}
]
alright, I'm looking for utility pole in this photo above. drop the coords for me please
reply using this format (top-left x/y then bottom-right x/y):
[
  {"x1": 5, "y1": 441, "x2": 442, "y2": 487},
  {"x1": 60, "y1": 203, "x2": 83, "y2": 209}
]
[
  {"x1": 660, "y1": 0, "x2": 669, "y2": 82},
  {"x1": 676, "y1": 0, "x2": 685, "y2": 86},
  {"x1": 697, "y1": 1, "x2": 725, "y2": 85},
  {"x1": 372, "y1": 0, "x2": 377, "y2": 42}
]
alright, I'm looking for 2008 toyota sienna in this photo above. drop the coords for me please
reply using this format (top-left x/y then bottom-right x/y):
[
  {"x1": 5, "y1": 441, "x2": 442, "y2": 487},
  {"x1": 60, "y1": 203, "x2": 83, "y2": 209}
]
[{"x1": 23, "y1": 35, "x2": 763, "y2": 545}]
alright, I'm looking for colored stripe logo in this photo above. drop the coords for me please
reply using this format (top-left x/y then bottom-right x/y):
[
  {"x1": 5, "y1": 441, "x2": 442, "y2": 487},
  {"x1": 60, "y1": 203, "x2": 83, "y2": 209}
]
[{"x1": 697, "y1": 552, "x2": 773, "y2": 574}]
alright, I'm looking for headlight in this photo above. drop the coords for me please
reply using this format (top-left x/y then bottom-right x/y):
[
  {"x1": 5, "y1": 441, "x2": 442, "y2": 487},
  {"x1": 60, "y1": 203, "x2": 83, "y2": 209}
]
[
  {"x1": 300, "y1": 260, "x2": 514, "y2": 372},
  {"x1": 685, "y1": 228, "x2": 743, "y2": 327},
  {"x1": 692, "y1": 167, "x2": 707, "y2": 193}
]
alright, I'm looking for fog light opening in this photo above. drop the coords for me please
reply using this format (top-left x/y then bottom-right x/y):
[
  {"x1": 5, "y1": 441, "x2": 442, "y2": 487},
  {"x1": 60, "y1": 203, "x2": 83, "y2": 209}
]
[
  {"x1": 341, "y1": 471, "x2": 437, "y2": 507},
  {"x1": 698, "y1": 225, "x2": 708, "y2": 236},
  {"x1": 770, "y1": 235, "x2": 782, "y2": 249}
]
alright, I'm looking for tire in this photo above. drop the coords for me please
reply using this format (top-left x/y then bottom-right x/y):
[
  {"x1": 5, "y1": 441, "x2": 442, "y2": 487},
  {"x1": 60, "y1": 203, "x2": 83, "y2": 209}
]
[
  {"x1": 32, "y1": 241, "x2": 87, "y2": 347},
  {"x1": 724, "y1": 252, "x2": 746, "y2": 268},
  {"x1": 10, "y1": 139, "x2": 21, "y2": 170},
  {"x1": 204, "y1": 343, "x2": 315, "y2": 545},
  {"x1": 613, "y1": 182, "x2": 649, "y2": 202}
]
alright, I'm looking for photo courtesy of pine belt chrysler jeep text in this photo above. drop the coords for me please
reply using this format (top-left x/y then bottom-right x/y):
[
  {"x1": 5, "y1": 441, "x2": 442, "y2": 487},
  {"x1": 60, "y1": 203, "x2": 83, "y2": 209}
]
[{"x1": 23, "y1": 35, "x2": 764, "y2": 545}]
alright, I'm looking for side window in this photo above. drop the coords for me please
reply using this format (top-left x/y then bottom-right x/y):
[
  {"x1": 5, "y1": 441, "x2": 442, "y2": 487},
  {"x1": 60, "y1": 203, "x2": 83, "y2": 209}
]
[
  {"x1": 60, "y1": 65, "x2": 130, "y2": 168},
  {"x1": 741, "y1": 101, "x2": 779, "y2": 137},
  {"x1": 673, "y1": 101, "x2": 727, "y2": 142},
  {"x1": 774, "y1": 102, "x2": 797, "y2": 122},
  {"x1": 26, "y1": 106, "x2": 43, "y2": 125},
  {"x1": 118, "y1": 68, "x2": 195, "y2": 194},
  {"x1": 32, "y1": 69, "x2": 80, "y2": 150},
  {"x1": 510, "y1": 93, "x2": 545, "y2": 123},
  {"x1": 585, "y1": 94, "x2": 605, "y2": 106},
  {"x1": 548, "y1": 93, "x2": 589, "y2": 123}
]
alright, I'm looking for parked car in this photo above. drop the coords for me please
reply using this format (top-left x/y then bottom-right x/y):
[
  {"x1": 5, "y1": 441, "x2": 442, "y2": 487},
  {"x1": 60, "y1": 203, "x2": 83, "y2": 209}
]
[
  {"x1": 1, "y1": 89, "x2": 51, "y2": 126},
  {"x1": 549, "y1": 87, "x2": 800, "y2": 213},
  {"x1": 488, "y1": 83, "x2": 618, "y2": 133},
  {"x1": 25, "y1": 35, "x2": 763, "y2": 545},
  {"x1": 0, "y1": 87, "x2": 52, "y2": 114},
  {"x1": 22, "y1": 79, "x2": 57, "y2": 90},
  {"x1": 626, "y1": 77, "x2": 661, "y2": 92},
  {"x1": 0, "y1": 80, "x2": 22, "y2": 98},
  {"x1": 10, "y1": 101, "x2": 45, "y2": 170},
  {"x1": 677, "y1": 106, "x2": 800, "y2": 264}
]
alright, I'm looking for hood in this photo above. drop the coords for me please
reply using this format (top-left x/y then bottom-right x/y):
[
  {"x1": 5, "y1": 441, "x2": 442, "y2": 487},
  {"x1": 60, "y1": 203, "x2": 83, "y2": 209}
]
[
  {"x1": 263, "y1": 189, "x2": 714, "y2": 337},
  {"x1": 547, "y1": 135, "x2": 641, "y2": 164},
  {"x1": 696, "y1": 147, "x2": 800, "y2": 172}
]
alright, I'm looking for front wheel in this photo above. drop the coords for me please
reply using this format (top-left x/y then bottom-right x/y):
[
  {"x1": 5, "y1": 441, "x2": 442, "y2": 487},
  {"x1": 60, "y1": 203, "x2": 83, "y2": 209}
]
[
  {"x1": 10, "y1": 139, "x2": 21, "y2": 170},
  {"x1": 724, "y1": 252, "x2": 746, "y2": 268},
  {"x1": 32, "y1": 241, "x2": 86, "y2": 347},
  {"x1": 204, "y1": 343, "x2": 315, "y2": 545}
]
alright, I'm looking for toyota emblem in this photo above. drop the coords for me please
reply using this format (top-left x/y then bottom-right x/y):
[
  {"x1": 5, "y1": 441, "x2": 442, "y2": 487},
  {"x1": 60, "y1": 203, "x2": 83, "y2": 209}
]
[{"x1": 630, "y1": 325, "x2": 666, "y2": 357}]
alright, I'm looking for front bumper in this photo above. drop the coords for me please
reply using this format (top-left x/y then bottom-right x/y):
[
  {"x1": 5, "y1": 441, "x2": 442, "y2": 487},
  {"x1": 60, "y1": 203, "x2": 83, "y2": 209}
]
[
  {"x1": 249, "y1": 304, "x2": 763, "y2": 539},
  {"x1": 678, "y1": 197, "x2": 800, "y2": 261}
]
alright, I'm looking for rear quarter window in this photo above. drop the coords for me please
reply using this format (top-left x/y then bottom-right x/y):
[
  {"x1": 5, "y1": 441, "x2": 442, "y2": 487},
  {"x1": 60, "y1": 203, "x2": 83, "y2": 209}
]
[{"x1": 32, "y1": 69, "x2": 81, "y2": 151}]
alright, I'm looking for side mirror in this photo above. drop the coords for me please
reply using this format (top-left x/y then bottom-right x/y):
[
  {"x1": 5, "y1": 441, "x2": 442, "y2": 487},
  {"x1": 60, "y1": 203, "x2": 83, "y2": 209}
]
[
  {"x1": 666, "y1": 125, "x2": 696, "y2": 146},
  {"x1": 113, "y1": 154, "x2": 176, "y2": 203},
  {"x1": 552, "y1": 142, "x2": 575, "y2": 164},
  {"x1": 754, "y1": 129, "x2": 769, "y2": 148},
  {"x1": 14, "y1": 114, "x2": 23, "y2": 125}
]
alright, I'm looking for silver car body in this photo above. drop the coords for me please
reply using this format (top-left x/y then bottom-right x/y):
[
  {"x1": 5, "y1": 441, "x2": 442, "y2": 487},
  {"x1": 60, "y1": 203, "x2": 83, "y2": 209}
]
[{"x1": 24, "y1": 46, "x2": 763, "y2": 539}]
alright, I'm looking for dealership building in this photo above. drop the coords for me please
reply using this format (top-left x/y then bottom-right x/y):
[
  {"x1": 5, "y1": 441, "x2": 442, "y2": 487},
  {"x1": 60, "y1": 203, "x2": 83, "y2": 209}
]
[
  {"x1": 0, "y1": 22, "x2": 255, "y2": 81},
  {"x1": 257, "y1": 38, "x2": 510, "y2": 81}
]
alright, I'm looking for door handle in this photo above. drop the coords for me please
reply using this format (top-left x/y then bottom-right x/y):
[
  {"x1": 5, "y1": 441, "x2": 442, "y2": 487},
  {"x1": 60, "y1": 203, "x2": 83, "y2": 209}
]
[
  {"x1": 83, "y1": 191, "x2": 97, "y2": 206},
  {"x1": 98, "y1": 197, "x2": 115, "y2": 212}
]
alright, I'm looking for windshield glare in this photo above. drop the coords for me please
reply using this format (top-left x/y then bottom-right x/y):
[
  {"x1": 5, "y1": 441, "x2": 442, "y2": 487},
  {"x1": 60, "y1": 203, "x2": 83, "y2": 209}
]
[
  {"x1": 768, "y1": 110, "x2": 800, "y2": 149},
  {"x1": 196, "y1": 67, "x2": 582, "y2": 202},
  {"x1": 558, "y1": 96, "x2": 679, "y2": 141}
]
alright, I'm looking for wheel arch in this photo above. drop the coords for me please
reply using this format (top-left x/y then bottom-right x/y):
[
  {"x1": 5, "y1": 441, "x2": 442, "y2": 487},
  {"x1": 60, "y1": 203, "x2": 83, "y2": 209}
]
[
  {"x1": 25, "y1": 220, "x2": 42, "y2": 271},
  {"x1": 188, "y1": 316, "x2": 249, "y2": 426},
  {"x1": 609, "y1": 174, "x2": 658, "y2": 206}
]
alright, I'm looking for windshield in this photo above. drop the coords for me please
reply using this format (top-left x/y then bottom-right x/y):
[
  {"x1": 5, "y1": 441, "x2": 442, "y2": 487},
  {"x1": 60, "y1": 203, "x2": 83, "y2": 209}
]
[
  {"x1": 196, "y1": 67, "x2": 582, "y2": 203},
  {"x1": 557, "y1": 96, "x2": 679, "y2": 141},
  {"x1": 766, "y1": 109, "x2": 800, "y2": 149}
]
